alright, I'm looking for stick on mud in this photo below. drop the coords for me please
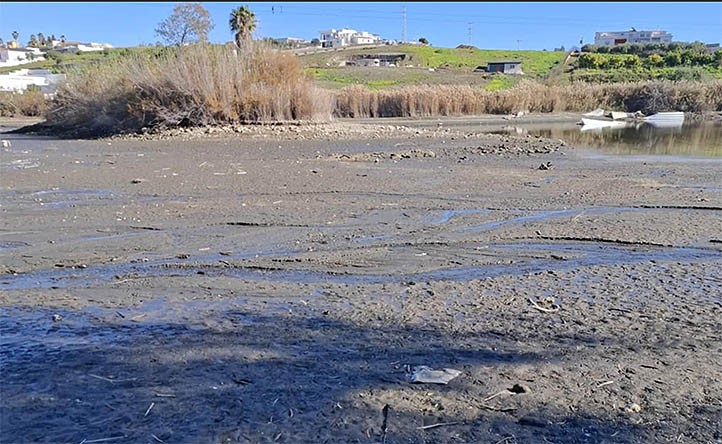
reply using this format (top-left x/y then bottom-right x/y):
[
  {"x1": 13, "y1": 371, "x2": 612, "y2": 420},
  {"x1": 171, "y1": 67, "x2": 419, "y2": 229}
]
[
  {"x1": 417, "y1": 421, "x2": 461, "y2": 430},
  {"x1": 144, "y1": 402, "x2": 155, "y2": 417}
]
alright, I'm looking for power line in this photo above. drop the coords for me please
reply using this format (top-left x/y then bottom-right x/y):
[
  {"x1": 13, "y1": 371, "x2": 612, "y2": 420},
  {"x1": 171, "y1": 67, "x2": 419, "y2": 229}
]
[{"x1": 267, "y1": 5, "x2": 721, "y2": 28}]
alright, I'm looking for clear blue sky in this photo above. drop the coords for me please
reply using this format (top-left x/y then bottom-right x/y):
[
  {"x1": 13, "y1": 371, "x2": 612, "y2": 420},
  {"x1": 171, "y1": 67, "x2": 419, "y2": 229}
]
[{"x1": 1, "y1": 2, "x2": 720, "y2": 50}]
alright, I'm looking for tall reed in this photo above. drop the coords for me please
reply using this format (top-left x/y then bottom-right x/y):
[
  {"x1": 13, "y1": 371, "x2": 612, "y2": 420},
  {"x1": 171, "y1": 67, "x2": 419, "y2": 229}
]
[
  {"x1": 334, "y1": 79, "x2": 722, "y2": 118},
  {"x1": 46, "y1": 43, "x2": 334, "y2": 136}
]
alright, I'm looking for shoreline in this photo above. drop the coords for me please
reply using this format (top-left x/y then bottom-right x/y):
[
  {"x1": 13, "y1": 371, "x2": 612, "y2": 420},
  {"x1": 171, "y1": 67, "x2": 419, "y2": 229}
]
[{"x1": 2, "y1": 110, "x2": 719, "y2": 141}]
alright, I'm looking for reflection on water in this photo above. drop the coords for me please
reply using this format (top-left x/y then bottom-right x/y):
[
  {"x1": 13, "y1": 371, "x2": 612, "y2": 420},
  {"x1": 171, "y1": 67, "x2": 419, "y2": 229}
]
[{"x1": 490, "y1": 121, "x2": 722, "y2": 157}]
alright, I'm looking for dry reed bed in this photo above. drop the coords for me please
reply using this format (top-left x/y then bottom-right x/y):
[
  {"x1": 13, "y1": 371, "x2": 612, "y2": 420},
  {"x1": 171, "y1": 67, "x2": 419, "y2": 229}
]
[
  {"x1": 19, "y1": 44, "x2": 722, "y2": 136},
  {"x1": 334, "y1": 80, "x2": 722, "y2": 118},
  {"x1": 0, "y1": 89, "x2": 48, "y2": 117},
  {"x1": 44, "y1": 44, "x2": 334, "y2": 137}
]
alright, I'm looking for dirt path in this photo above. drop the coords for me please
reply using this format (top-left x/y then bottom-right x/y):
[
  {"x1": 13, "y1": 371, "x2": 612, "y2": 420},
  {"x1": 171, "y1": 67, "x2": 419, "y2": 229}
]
[{"x1": 1, "y1": 120, "x2": 721, "y2": 443}]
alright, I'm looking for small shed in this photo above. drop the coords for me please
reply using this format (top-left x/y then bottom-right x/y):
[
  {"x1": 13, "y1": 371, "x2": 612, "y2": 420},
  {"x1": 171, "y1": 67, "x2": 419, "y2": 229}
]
[{"x1": 485, "y1": 61, "x2": 523, "y2": 75}]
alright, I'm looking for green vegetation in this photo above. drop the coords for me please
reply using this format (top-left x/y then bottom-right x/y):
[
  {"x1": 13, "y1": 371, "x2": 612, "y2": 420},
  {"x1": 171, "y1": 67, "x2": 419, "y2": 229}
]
[
  {"x1": 484, "y1": 75, "x2": 520, "y2": 91},
  {"x1": 306, "y1": 66, "x2": 493, "y2": 90},
  {"x1": 397, "y1": 45, "x2": 565, "y2": 77},
  {"x1": 229, "y1": 5, "x2": 256, "y2": 48},
  {"x1": 0, "y1": 46, "x2": 173, "y2": 75},
  {"x1": 570, "y1": 41, "x2": 722, "y2": 83},
  {"x1": 298, "y1": 45, "x2": 565, "y2": 80}
]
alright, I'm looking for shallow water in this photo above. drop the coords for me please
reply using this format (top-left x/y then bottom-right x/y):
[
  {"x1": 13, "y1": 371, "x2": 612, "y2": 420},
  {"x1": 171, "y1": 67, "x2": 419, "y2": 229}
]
[
  {"x1": 2, "y1": 241, "x2": 719, "y2": 289},
  {"x1": 487, "y1": 121, "x2": 722, "y2": 157}
]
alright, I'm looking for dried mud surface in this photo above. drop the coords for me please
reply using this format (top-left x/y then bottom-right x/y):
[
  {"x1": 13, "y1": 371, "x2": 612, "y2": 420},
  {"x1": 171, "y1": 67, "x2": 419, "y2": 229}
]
[{"x1": 1, "y1": 118, "x2": 721, "y2": 444}]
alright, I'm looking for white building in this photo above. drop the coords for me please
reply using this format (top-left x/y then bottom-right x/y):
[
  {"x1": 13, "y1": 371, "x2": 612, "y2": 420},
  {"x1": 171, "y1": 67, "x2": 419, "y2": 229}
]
[
  {"x1": 594, "y1": 29, "x2": 673, "y2": 46},
  {"x1": 319, "y1": 28, "x2": 382, "y2": 48},
  {"x1": 0, "y1": 47, "x2": 46, "y2": 68},
  {"x1": 0, "y1": 68, "x2": 65, "y2": 95},
  {"x1": 54, "y1": 41, "x2": 113, "y2": 54},
  {"x1": 273, "y1": 37, "x2": 310, "y2": 48}
]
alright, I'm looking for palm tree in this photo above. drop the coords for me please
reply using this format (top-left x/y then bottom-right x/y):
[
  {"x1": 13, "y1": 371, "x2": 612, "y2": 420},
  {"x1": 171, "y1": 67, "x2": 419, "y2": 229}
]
[
  {"x1": 38, "y1": 32, "x2": 46, "y2": 47},
  {"x1": 229, "y1": 5, "x2": 256, "y2": 47},
  {"x1": 12, "y1": 31, "x2": 19, "y2": 45},
  {"x1": 28, "y1": 34, "x2": 38, "y2": 47}
]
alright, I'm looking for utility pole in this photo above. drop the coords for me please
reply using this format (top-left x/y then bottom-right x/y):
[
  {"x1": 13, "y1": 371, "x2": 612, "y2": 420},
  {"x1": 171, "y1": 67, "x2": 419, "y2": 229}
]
[
  {"x1": 468, "y1": 22, "x2": 473, "y2": 46},
  {"x1": 517, "y1": 39, "x2": 522, "y2": 50},
  {"x1": 402, "y1": 6, "x2": 407, "y2": 43}
]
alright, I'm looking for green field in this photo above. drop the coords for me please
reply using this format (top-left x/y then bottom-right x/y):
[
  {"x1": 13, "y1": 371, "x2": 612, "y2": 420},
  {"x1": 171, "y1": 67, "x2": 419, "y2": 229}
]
[
  {"x1": 0, "y1": 46, "x2": 167, "y2": 75},
  {"x1": 297, "y1": 44, "x2": 566, "y2": 90}
]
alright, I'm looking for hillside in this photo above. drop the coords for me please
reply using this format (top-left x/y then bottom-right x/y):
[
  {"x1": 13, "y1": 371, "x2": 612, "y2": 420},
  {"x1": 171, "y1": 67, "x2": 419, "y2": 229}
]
[
  {"x1": 297, "y1": 44, "x2": 566, "y2": 90},
  {"x1": 0, "y1": 46, "x2": 168, "y2": 75}
]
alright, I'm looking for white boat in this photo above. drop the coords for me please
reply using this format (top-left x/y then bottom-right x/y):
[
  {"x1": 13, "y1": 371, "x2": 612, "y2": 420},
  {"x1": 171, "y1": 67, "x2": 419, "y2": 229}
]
[
  {"x1": 580, "y1": 118, "x2": 633, "y2": 130},
  {"x1": 643, "y1": 112, "x2": 685, "y2": 127}
]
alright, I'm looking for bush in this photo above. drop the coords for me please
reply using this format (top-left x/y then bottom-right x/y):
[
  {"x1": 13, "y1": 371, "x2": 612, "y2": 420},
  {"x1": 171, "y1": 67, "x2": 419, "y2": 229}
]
[
  {"x1": 45, "y1": 42, "x2": 333, "y2": 137},
  {"x1": 0, "y1": 88, "x2": 49, "y2": 117}
]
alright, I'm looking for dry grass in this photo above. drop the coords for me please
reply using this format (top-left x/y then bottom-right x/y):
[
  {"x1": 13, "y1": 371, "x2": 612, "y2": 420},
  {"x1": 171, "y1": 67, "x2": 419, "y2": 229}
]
[
  {"x1": 334, "y1": 79, "x2": 722, "y2": 118},
  {"x1": 45, "y1": 43, "x2": 334, "y2": 137},
  {"x1": 26, "y1": 47, "x2": 722, "y2": 137},
  {"x1": 0, "y1": 88, "x2": 49, "y2": 117}
]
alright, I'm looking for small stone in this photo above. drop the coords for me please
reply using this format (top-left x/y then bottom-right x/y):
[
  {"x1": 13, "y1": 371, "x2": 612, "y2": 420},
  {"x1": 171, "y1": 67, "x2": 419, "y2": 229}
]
[
  {"x1": 625, "y1": 403, "x2": 642, "y2": 413},
  {"x1": 52, "y1": 314, "x2": 62, "y2": 322},
  {"x1": 509, "y1": 383, "x2": 531, "y2": 394}
]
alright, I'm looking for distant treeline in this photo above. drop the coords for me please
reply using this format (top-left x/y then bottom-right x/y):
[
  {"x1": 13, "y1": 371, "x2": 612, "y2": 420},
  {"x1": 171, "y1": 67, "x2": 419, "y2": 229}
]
[
  {"x1": 574, "y1": 41, "x2": 722, "y2": 83},
  {"x1": 581, "y1": 41, "x2": 719, "y2": 56}
]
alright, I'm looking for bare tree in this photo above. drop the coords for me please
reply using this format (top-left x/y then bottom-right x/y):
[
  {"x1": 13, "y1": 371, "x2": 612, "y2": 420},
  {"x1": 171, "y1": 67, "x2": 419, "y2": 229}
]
[{"x1": 156, "y1": 3, "x2": 214, "y2": 46}]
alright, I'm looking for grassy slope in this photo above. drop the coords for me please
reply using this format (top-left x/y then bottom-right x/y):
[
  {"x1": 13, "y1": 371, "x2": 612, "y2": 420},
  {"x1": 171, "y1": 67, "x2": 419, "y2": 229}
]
[
  {"x1": 0, "y1": 47, "x2": 161, "y2": 75},
  {"x1": 299, "y1": 44, "x2": 565, "y2": 90},
  {"x1": 399, "y1": 45, "x2": 565, "y2": 76}
]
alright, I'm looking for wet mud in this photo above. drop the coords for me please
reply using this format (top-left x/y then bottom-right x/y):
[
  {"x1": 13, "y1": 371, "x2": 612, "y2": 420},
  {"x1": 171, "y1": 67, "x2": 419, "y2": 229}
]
[{"x1": 1, "y1": 123, "x2": 721, "y2": 443}]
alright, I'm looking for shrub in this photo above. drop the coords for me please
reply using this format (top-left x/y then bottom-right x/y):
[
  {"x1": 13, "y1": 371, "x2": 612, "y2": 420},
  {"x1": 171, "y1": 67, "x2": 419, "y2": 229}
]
[
  {"x1": 45, "y1": 42, "x2": 333, "y2": 137},
  {"x1": 0, "y1": 88, "x2": 49, "y2": 117}
]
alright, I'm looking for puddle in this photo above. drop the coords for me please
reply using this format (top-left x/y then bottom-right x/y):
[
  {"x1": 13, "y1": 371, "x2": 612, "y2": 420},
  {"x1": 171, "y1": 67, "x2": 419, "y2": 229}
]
[
  {"x1": 353, "y1": 233, "x2": 393, "y2": 243},
  {"x1": 486, "y1": 121, "x2": 722, "y2": 158},
  {"x1": 0, "y1": 158, "x2": 40, "y2": 171},
  {"x1": 0, "y1": 240, "x2": 30, "y2": 250},
  {"x1": 2, "y1": 241, "x2": 719, "y2": 290},
  {"x1": 464, "y1": 206, "x2": 644, "y2": 232},
  {"x1": 427, "y1": 208, "x2": 489, "y2": 225}
]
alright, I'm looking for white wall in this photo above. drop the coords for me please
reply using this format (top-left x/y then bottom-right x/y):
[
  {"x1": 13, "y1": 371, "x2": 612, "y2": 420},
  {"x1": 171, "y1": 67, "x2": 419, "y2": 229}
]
[{"x1": 0, "y1": 69, "x2": 65, "y2": 93}]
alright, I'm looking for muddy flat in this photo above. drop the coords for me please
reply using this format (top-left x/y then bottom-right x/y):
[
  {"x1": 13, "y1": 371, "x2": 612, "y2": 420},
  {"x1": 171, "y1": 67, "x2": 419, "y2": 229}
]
[{"x1": 1, "y1": 118, "x2": 721, "y2": 444}]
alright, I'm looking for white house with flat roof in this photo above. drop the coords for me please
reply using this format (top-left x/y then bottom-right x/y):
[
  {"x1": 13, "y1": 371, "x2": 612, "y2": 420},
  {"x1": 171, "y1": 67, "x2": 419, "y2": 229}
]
[
  {"x1": 594, "y1": 29, "x2": 673, "y2": 46},
  {"x1": 0, "y1": 68, "x2": 65, "y2": 95},
  {"x1": 0, "y1": 47, "x2": 45, "y2": 68},
  {"x1": 319, "y1": 28, "x2": 382, "y2": 48}
]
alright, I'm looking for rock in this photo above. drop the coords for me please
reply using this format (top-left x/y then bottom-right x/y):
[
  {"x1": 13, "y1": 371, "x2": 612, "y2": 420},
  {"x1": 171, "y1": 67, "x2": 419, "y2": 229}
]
[
  {"x1": 52, "y1": 314, "x2": 62, "y2": 322},
  {"x1": 509, "y1": 383, "x2": 531, "y2": 394},
  {"x1": 625, "y1": 402, "x2": 642, "y2": 413}
]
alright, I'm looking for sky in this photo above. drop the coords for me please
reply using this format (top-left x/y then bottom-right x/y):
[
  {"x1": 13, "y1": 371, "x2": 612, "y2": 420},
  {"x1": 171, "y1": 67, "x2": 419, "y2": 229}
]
[{"x1": 1, "y1": 2, "x2": 720, "y2": 51}]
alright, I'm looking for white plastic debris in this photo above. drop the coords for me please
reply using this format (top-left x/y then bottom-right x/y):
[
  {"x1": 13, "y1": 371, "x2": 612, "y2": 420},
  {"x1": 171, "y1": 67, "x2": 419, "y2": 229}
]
[{"x1": 408, "y1": 366, "x2": 462, "y2": 384}]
